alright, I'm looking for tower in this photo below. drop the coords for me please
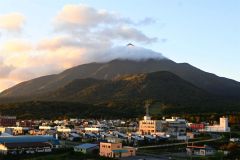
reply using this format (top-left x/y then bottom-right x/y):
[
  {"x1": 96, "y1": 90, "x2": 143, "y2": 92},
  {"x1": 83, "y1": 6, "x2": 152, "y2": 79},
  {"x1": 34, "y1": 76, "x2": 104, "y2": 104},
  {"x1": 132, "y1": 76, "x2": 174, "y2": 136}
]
[
  {"x1": 144, "y1": 103, "x2": 151, "y2": 120},
  {"x1": 220, "y1": 117, "x2": 229, "y2": 131}
]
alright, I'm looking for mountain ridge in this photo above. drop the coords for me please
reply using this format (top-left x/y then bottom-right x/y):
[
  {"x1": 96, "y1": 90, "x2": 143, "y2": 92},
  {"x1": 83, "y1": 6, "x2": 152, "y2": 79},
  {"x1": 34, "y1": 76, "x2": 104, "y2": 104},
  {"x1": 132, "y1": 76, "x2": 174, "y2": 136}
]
[
  {"x1": 1, "y1": 58, "x2": 240, "y2": 98},
  {"x1": 0, "y1": 71, "x2": 239, "y2": 118},
  {"x1": 38, "y1": 71, "x2": 209, "y2": 104}
]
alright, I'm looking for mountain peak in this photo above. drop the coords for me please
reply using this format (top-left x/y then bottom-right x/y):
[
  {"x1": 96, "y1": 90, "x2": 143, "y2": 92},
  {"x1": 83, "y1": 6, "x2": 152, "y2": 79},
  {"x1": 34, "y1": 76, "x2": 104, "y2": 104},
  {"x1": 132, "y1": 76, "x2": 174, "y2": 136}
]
[
  {"x1": 1, "y1": 55, "x2": 240, "y2": 98},
  {"x1": 99, "y1": 46, "x2": 167, "y2": 62}
]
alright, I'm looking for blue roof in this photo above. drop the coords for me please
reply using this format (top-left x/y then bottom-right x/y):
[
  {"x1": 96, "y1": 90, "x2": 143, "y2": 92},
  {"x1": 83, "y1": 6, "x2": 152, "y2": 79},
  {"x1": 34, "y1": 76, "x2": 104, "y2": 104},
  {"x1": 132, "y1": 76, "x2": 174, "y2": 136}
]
[
  {"x1": 112, "y1": 149, "x2": 128, "y2": 153},
  {"x1": 0, "y1": 135, "x2": 60, "y2": 145},
  {"x1": 75, "y1": 143, "x2": 98, "y2": 149}
]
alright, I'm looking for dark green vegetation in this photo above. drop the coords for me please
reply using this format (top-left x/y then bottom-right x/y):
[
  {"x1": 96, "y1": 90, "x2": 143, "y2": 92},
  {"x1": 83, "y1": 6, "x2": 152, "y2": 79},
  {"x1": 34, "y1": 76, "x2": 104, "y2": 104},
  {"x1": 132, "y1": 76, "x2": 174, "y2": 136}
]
[
  {"x1": 0, "y1": 71, "x2": 239, "y2": 119},
  {"x1": 40, "y1": 71, "x2": 211, "y2": 104},
  {"x1": 0, "y1": 59, "x2": 240, "y2": 118},
  {"x1": 0, "y1": 101, "x2": 144, "y2": 119}
]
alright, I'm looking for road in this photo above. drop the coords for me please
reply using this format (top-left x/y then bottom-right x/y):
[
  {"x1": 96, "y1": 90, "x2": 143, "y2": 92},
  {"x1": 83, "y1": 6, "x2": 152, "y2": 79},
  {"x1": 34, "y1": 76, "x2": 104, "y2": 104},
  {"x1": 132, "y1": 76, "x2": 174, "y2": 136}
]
[
  {"x1": 137, "y1": 137, "x2": 221, "y2": 149},
  {"x1": 121, "y1": 155, "x2": 169, "y2": 160},
  {"x1": 133, "y1": 137, "x2": 221, "y2": 160}
]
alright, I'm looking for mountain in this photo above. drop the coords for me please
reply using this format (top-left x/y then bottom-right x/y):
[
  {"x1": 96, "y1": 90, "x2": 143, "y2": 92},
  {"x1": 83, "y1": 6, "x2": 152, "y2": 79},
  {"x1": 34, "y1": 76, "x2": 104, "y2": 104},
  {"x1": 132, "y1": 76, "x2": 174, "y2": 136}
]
[
  {"x1": 39, "y1": 71, "x2": 209, "y2": 104},
  {"x1": 1, "y1": 58, "x2": 240, "y2": 98},
  {"x1": 0, "y1": 71, "x2": 239, "y2": 119}
]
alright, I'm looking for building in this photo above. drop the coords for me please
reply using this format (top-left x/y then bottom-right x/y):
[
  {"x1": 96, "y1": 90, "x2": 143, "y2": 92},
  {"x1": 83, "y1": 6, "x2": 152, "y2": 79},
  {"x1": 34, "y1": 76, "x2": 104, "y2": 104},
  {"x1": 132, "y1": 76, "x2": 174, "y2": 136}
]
[
  {"x1": 0, "y1": 116, "x2": 16, "y2": 127},
  {"x1": 17, "y1": 120, "x2": 34, "y2": 127},
  {"x1": 39, "y1": 126, "x2": 54, "y2": 130},
  {"x1": 99, "y1": 142, "x2": 135, "y2": 158},
  {"x1": 0, "y1": 127, "x2": 29, "y2": 135},
  {"x1": 187, "y1": 132, "x2": 197, "y2": 139},
  {"x1": 189, "y1": 123, "x2": 205, "y2": 130},
  {"x1": 186, "y1": 145, "x2": 216, "y2": 156},
  {"x1": 56, "y1": 126, "x2": 71, "y2": 133},
  {"x1": 163, "y1": 117, "x2": 187, "y2": 140},
  {"x1": 0, "y1": 135, "x2": 60, "y2": 155},
  {"x1": 205, "y1": 117, "x2": 230, "y2": 132},
  {"x1": 139, "y1": 105, "x2": 162, "y2": 135},
  {"x1": 74, "y1": 143, "x2": 99, "y2": 154},
  {"x1": 84, "y1": 127, "x2": 103, "y2": 133},
  {"x1": 138, "y1": 105, "x2": 187, "y2": 140}
]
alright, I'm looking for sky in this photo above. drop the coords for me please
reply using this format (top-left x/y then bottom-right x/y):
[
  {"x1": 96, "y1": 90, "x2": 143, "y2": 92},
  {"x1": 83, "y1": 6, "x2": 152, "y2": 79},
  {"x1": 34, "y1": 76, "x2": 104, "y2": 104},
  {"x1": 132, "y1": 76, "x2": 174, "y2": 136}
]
[{"x1": 0, "y1": 0, "x2": 239, "y2": 92}]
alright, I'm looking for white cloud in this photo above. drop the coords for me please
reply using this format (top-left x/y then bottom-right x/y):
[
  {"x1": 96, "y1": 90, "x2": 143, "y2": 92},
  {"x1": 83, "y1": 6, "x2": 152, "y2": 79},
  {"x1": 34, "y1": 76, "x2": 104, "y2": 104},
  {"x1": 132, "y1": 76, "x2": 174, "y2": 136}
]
[
  {"x1": 54, "y1": 4, "x2": 157, "y2": 44},
  {"x1": 0, "y1": 4, "x2": 161, "y2": 92},
  {"x1": 55, "y1": 4, "x2": 129, "y2": 30},
  {"x1": 98, "y1": 26, "x2": 157, "y2": 44},
  {"x1": 137, "y1": 17, "x2": 156, "y2": 25},
  {"x1": 0, "y1": 12, "x2": 25, "y2": 32},
  {"x1": 0, "y1": 39, "x2": 32, "y2": 54}
]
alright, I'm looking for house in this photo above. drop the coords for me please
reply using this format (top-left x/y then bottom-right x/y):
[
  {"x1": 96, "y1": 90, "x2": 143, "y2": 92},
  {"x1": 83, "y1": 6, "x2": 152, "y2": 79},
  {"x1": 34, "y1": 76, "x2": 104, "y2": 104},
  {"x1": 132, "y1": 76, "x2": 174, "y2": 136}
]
[
  {"x1": 230, "y1": 138, "x2": 240, "y2": 142},
  {"x1": 100, "y1": 142, "x2": 135, "y2": 158},
  {"x1": 186, "y1": 145, "x2": 216, "y2": 156},
  {"x1": 0, "y1": 116, "x2": 16, "y2": 127},
  {"x1": 187, "y1": 132, "x2": 196, "y2": 139},
  {"x1": 0, "y1": 135, "x2": 60, "y2": 155},
  {"x1": 69, "y1": 133, "x2": 81, "y2": 141},
  {"x1": 0, "y1": 127, "x2": 27, "y2": 135},
  {"x1": 74, "y1": 143, "x2": 99, "y2": 154}
]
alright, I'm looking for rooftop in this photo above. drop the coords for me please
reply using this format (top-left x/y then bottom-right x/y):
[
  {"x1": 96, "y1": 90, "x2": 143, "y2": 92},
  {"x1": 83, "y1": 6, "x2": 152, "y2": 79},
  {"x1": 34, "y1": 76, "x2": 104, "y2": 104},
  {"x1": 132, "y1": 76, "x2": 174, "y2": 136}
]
[
  {"x1": 0, "y1": 135, "x2": 59, "y2": 145},
  {"x1": 75, "y1": 143, "x2": 98, "y2": 149}
]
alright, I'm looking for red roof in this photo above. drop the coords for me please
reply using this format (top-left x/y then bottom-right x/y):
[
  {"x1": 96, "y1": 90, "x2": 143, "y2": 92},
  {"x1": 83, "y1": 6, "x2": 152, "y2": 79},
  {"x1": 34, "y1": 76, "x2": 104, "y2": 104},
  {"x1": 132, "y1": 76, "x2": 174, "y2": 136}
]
[{"x1": 187, "y1": 145, "x2": 207, "y2": 149}]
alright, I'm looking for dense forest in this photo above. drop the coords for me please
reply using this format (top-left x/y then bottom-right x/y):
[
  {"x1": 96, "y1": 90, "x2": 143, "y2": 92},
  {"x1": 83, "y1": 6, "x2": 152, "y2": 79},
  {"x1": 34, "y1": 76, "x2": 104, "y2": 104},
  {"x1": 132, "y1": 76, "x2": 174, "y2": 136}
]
[{"x1": 0, "y1": 99, "x2": 239, "y2": 120}]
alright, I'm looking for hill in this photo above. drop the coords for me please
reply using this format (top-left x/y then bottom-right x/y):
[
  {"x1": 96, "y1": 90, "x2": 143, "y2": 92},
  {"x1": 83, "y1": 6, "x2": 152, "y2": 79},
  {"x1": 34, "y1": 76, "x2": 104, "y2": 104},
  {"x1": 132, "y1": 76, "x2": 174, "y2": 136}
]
[
  {"x1": 39, "y1": 71, "x2": 209, "y2": 106},
  {"x1": 1, "y1": 58, "x2": 240, "y2": 98},
  {"x1": 1, "y1": 71, "x2": 240, "y2": 119}
]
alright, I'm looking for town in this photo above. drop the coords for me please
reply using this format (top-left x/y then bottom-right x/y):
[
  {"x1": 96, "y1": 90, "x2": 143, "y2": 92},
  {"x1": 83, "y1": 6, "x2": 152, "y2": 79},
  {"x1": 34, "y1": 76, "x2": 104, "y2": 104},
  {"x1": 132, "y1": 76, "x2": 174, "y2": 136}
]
[
  {"x1": 0, "y1": 0, "x2": 239, "y2": 160},
  {"x1": 0, "y1": 105, "x2": 238, "y2": 160}
]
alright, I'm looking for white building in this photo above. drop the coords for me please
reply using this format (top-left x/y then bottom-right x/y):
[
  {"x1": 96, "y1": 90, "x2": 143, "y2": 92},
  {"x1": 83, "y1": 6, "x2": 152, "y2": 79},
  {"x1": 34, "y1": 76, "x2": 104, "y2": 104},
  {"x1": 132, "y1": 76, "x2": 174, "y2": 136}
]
[
  {"x1": 205, "y1": 117, "x2": 230, "y2": 132},
  {"x1": 39, "y1": 126, "x2": 54, "y2": 130},
  {"x1": 56, "y1": 126, "x2": 71, "y2": 133},
  {"x1": 84, "y1": 127, "x2": 103, "y2": 132},
  {"x1": 163, "y1": 117, "x2": 187, "y2": 140},
  {"x1": 138, "y1": 105, "x2": 187, "y2": 140}
]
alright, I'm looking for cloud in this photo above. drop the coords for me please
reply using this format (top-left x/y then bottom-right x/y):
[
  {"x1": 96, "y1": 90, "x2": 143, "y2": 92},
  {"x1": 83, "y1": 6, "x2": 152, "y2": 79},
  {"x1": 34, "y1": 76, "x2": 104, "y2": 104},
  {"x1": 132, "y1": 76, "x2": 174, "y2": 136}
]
[
  {"x1": 98, "y1": 26, "x2": 157, "y2": 44},
  {"x1": 37, "y1": 36, "x2": 71, "y2": 51},
  {"x1": 0, "y1": 39, "x2": 32, "y2": 54},
  {"x1": 0, "y1": 41, "x2": 165, "y2": 91},
  {"x1": 0, "y1": 60, "x2": 15, "y2": 78},
  {"x1": 75, "y1": 45, "x2": 166, "y2": 63},
  {"x1": 37, "y1": 38, "x2": 165, "y2": 67},
  {"x1": 54, "y1": 4, "x2": 157, "y2": 44},
  {"x1": 55, "y1": 4, "x2": 129, "y2": 30},
  {"x1": 137, "y1": 17, "x2": 156, "y2": 25},
  {"x1": 0, "y1": 12, "x2": 25, "y2": 32},
  {"x1": 0, "y1": 4, "x2": 162, "y2": 92}
]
